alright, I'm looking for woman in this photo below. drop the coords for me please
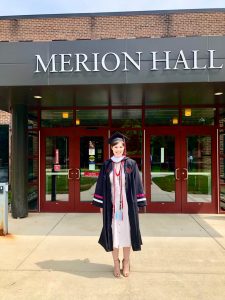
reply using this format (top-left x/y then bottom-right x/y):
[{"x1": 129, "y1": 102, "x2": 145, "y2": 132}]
[{"x1": 92, "y1": 132, "x2": 147, "y2": 278}]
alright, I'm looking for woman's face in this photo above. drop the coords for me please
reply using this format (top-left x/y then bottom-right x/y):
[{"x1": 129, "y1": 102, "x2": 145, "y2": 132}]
[{"x1": 111, "y1": 141, "x2": 125, "y2": 157}]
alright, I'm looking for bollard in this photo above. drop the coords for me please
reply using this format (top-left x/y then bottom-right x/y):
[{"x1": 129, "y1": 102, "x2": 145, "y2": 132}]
[{"x1": 0, "y1": 183, "x2": 8, "y2": 236}]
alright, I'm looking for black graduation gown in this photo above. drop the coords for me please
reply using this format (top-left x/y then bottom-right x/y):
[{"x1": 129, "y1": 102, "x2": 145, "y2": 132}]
[{"x1": 92, "y1": 157, "x2": 147, "y2": 252}]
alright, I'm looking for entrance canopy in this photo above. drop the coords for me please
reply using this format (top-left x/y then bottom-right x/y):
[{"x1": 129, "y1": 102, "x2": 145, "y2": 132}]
[{"x1": 0, "y1": 82, "x2": 225, "y2": 111}]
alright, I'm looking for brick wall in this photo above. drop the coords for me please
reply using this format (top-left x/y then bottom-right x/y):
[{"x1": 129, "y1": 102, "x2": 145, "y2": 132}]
[
  {"x1": 0, "y1": 110, "x2": 11, "y2": 125},
  {"x1": 0, "y1": 10, "x2": 225, "y2": 42}
]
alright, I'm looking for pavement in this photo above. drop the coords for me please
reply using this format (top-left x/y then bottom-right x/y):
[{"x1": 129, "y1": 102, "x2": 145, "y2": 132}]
[{"x1": 1, "y1": 213, "x2": 225, "y2": 300}]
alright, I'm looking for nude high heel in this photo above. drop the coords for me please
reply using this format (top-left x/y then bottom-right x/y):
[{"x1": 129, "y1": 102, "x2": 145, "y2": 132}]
[
  {"x1": 122, "y1": 259, "x2": 130, "y2": 277},
  {"x1": 113, "y1": 259, "x2": 121, "y2": 278}
]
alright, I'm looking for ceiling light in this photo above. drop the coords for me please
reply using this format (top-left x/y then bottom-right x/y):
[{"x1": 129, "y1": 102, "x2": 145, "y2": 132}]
[
  {"x1": 214, "y1": 92, "x2": 223, "y2": 96},
  {"x1": 172, "y1": 117, "x2": 178, "y2": 125},
  {"x1": 62, "y1": 112, "x2": 69, "y2": 119},
  {"x1": 185, "y1": 108, "x2": 192, "y2": 117},
  {"x1": 34, "y1": 95, "x2": 42, "y2": 99}
]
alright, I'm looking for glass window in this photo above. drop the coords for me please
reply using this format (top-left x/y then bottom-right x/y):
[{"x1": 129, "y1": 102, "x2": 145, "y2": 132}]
[
  {"x1": 80, "y1": 136, "x2": 104, "y2": 202},
  {"x1": 220, "y1": 131, "x2": 225, "y2": 156},
  {"x1": 28, "y1": 110, "x2": 38, "y2": 129},
  {"x1": 28, "y1": 131, "x2": 38, "y2": 157},
  {"x1": 41, "y1": 110, "x2": 73, "y2": 127},
  {"x1": 220, "y1": 185, "x2": 225, "y2": 212},
  {"x1": 220, "y1": 158, "x2": 225, "y2": 184},
  {"x1": 45, "y1": 136, "x2": 69, "y2": 202},
  {"x1": 28, "y1": 185, "x2": 38, "y2": 211},
  {"x1": 76, "y1": 110, "x2": 108, "y2": 126},
  {"x1": 219, "y1": 108, "x2": 225, "y2": 128},
  {"x1": 0, "y1": 125, "x2": 9, "y2": 183},
  {"x1": 112, "y1": 109, "x2": 142, "y2": 128},
  {"x1": 150, "y1": 135, "x2": 175, "y2": 203},
  {"x1": 145, "y1": 109, "x2": 179, "y2": 126},
  {"x1": 182, "y1": 108, "x2": 215, "y2": 125},
  {"x1": 187, "y1": 136, "x2": 212, "y2": 203},
  {"x1": 28, "y1": 159, "x2": 38, "y2": 184}
]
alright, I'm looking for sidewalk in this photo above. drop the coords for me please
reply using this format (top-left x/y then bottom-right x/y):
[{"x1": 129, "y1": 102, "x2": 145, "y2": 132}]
[{"x1": 1, "y1": 213, "x2": 225, "y2": 300}]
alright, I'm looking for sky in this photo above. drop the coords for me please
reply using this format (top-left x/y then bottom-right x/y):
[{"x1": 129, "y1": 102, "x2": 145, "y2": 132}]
[{"x1": 0, "y1": 0, "x2": 225, "y2": 16}]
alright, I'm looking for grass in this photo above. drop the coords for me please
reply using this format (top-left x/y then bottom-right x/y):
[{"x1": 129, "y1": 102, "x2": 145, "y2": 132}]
[
  {"x1": 152, "y1": 174, "x2": 210, "y2": 194},
  {"x1": 46, "y1": 175, "x2": 97, "y2": 193}
]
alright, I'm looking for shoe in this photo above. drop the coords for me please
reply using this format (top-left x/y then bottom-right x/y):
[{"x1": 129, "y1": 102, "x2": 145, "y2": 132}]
[
  {"x1": 122, "y1": 259, "x2": 130, "y2": 277},
  {"x1": 113, "y1": 259, "x2": 121, "y2": 278}
]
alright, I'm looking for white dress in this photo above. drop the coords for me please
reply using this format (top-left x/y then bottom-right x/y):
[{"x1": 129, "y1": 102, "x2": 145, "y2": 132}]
[{"x1": 110, "y1": 161, "x2": 131, "y2": 249}]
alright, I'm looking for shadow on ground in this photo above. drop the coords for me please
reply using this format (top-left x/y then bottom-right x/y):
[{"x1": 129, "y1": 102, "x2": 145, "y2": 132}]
[{"x1": 36, "y1": 258, "x2": 115, "y2": 279}]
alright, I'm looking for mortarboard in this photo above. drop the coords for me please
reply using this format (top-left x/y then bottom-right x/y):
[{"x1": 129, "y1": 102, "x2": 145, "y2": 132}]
[{"x1": 108, "y1": 131, "x2": 129, "y2": 145}]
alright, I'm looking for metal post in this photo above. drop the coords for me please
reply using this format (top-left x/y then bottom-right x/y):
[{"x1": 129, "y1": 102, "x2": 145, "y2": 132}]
[{"x1": 0, "y1": 183, "x2": 8, "y2": 235}]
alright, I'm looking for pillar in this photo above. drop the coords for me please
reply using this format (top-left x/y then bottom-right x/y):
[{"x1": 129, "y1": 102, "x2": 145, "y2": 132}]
[{"x1": 11, "y1": 104, "x2": 28, "y2": 218}]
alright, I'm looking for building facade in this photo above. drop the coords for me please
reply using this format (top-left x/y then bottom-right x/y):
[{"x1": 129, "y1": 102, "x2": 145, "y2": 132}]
[{"x1": 0, "y1": 9, "x2": 225, "y2": 217}]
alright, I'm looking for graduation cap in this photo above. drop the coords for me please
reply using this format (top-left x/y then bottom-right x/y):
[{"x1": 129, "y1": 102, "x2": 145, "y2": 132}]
[{"x1": 108, "y1": 131, "x2": 129, "y2": 145}]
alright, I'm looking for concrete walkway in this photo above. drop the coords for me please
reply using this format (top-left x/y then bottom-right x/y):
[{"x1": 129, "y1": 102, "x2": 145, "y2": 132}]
[{"x1": 1, "y1": 213, "x2": 225, "y2": 300}]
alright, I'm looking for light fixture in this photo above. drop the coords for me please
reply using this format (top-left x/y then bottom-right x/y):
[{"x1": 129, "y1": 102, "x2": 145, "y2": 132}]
[
  {"x1": 62, "y1": 112, "x2": 69, "y2": 119},
  {"x1": 76, "y1": 119, "x2": 80, "y2": 125},
  {"x1": 214, "y1": 92, "x2": 223, "y2": 96},
  {"x1": 34, "y1": 95, "x2": 42, "y2": 99},
  {"x1": 185, "y1": 108, "x2": 192, "y2": 117},
  {"x1": 172, "y1": 117, "x2": 178, "y2": 125}
]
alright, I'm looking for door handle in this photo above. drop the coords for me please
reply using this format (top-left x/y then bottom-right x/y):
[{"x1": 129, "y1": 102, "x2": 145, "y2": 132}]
[
  {"x1": 182, "y1": 168, "x2": 188, "y2": 180},
  {"x1": 175, "y1": 168, "x2": 180, "y2": 180},
  {"x1": 68, "y1": 168, "x2": 75, "y2": 180},
  {"x1": 75, "y1": 168, "x2": 80, "y2": 180}
]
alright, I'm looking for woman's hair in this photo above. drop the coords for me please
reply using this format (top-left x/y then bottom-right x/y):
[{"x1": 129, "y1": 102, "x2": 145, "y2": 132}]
[{"x1": 111, "y1": 140, "x2": 125, "y2": 148}]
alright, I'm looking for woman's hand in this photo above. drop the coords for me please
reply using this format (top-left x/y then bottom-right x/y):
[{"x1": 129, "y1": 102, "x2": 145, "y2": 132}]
[{"x1": 100, "y1": 208, "x2": 103, "y2": 214}]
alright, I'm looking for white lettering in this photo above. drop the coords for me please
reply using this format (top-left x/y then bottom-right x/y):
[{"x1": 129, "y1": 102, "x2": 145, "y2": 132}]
[
  {"x1": 151, "y1": 51, "x2": 171, "y2": 70},
  {"x1": 74, "y1": 53, "x2": 91, "y2": 72},
  {"x1": 208, "y1": 50, "x2": 223, "y2": 69},
  {"x1": 101, "y1": 52, "x2": 120, "y2": 72},
  {"x1": 122, "y1": 52, "x2": 142, "y2": 71},
  {"x1": 35, "y1": 54, "x2": 57, "y2": 73},
  {"x1": 93, "y1": 53, "x2": 100, "y2": 72},
  {"x1": 59, "y1": 54, "x2": 73, "y2": 72},
  {"x1": 192, "y1": 50, "x2": 207, "y2": 69},
  {"x1": 174, "y1": 50, "x2": 190, "y2": 70}
]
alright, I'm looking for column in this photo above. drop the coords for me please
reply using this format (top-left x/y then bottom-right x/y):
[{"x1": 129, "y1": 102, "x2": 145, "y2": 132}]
[{"x1": 11, "y1": 104, "x2": 28, "y2": 218}]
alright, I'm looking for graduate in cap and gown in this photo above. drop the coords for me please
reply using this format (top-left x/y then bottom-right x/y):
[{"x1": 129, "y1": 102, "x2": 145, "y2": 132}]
[{"x1": 92, "y1": 132, "x2": 147, "y2": 277}]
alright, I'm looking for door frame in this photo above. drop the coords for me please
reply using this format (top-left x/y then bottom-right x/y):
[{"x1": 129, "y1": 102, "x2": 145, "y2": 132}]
[
  {"x1": 40, "y1": 127, "x2": 108, "y2": 212},
  {"x1": 145, "y1": 126, "x2": 218, "y2": 213},
  {"x1": 74, "y1": 128, "x2": 108, "y2": 212}
]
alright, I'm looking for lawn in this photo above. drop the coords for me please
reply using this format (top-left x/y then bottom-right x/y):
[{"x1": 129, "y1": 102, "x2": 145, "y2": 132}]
[{"x1": 152, "y1": 174, "x2": 210, "y2": 194}]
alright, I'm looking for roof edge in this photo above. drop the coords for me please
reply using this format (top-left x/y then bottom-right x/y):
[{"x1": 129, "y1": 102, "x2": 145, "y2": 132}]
[{"x1": 1, "y1": 8, "x2": 225, "y2": 20}]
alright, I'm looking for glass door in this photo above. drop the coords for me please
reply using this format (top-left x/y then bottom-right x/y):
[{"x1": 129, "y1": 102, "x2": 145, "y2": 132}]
[
  {"x1": 145, "y1": 127, "x2": 217, "y2": 213},
  {"x1": 40, "y1": 128, "x2": 108, "y2": 212},
  {"x1": 40, "y1": 128, "x2": 76, "y2": 212},
  {"x1": 181, "y1": 127, "x2": 217, "y2": 213},
  {"x1": 145, "y1": 128, "x2": 181, "y2": 212},
  {"x1": 74, "y1": 129, "x2": 108, "y2": 212}
]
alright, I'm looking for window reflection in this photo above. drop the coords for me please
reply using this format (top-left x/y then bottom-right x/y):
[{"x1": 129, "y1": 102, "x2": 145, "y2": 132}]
[
  {"x1": 150, "y1": 136, "x2": 176, "y2": 203},
  {"x1": 187, "y1": 136, "x2": 212, "y2": 203},
  {"x1": 45, "y1": 137, "x2": 69, "y2": 202}
]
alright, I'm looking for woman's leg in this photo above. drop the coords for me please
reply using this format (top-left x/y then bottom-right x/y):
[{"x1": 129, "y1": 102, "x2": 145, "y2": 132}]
[
  {"x1": 122, "y1": 247, "x2": 131, "y2": 277},
  {"x1": 112, "y1": 248, "x2": 120, "y2": 277}
]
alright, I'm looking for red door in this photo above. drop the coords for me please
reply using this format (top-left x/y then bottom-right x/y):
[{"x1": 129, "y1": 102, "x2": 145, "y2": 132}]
[
  {"x1": 145, "y1": 127, "x2": 218, "y2": 213},
  {"x1": 40, "y1": 128, "x2": 108, "y2": 212}
]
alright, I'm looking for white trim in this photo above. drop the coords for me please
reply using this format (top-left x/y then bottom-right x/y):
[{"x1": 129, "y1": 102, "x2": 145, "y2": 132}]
[
  {"x1": 137, "y1": 197, "x2": 146, "y2": 202},
  {"x1": 93, "y1": 198, "x2": 103, "y2": 203}
]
